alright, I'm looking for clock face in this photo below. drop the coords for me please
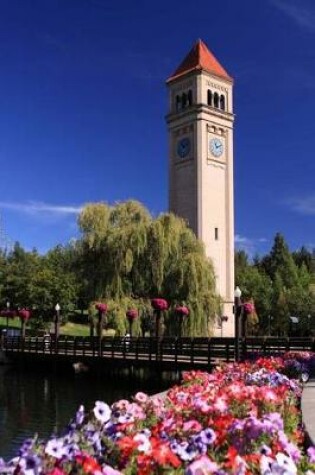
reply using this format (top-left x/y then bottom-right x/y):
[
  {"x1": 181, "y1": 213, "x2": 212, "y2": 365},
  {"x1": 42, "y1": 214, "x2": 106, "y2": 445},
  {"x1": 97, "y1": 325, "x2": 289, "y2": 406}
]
[
  {"x1": 177, "y1": 137, "x2": 191, "y2": 159},
  {"x1": 209, "y1": 138, "x2": 224, "y2": 158}
]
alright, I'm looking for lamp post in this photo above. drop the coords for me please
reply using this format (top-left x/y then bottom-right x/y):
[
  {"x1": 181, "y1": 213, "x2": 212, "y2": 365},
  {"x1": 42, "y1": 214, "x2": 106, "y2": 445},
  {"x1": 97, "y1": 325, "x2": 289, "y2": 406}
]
[
  {"x1": 95, "y1": 303, "x2": 108, "y2": 356},
  {"x1": 54, "y1": 303, "x2": 61, "y2": 341},
  {"x1": 6, "y1": 301, "x2": 10, "y2": 332},
  {"x1": 268, "y1": 315, "x2": 273, "y2": 336},
  {"x1": 234, "y1": 286, "x2": 242, "y2": 362}
]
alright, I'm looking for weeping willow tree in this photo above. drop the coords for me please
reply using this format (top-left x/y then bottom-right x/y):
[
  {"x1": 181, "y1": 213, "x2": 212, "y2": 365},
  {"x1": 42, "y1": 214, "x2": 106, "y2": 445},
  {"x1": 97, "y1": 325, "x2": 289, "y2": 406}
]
[{"x1": 78, "y1": 200, "x2": 220, "y2": 336}]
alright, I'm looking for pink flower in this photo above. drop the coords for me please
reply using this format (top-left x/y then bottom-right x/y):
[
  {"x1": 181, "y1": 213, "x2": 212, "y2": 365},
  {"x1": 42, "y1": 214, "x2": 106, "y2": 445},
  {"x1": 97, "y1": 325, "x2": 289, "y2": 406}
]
[
  {"x1": 112, "y1": 399, "x2": 130, "y2": 411},
  {"x1": 95, "y1": 303, "x2": 108, "y2": 313},
  {"x1": 213, "y1": 396, "x2": 228, "y2": 413},
  {"x1": 175, "y1": 305, "x2": 189, "y2": 316},
  {"x1": 18, "y1": 309, "x2": 31, "y2": 320},
  {"x1": 151, "y1": 298, "x2": 168, "y2": 311},
  {"x1": 183, "y1": 420, "x2": 202, "y2": 432},
  {"x1": 127, "y1": 403, "x2": 146, "y2": 420},
  {"x1": 134, "y1": 392, "x2": 149, "y2": 404},
  {"x1": 126, "y1": 309, "x2": 138, "y2": 320},
  {"x1": 243, "y1": 302, "x2": 255, "y2": 314}
]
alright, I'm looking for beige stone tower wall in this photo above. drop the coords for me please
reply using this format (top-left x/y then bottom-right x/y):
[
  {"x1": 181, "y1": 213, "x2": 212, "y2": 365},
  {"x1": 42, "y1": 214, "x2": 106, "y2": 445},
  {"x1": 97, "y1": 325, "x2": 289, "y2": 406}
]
[{"x1": 167, "y1": 70, "x2": 235, "y2": 337}]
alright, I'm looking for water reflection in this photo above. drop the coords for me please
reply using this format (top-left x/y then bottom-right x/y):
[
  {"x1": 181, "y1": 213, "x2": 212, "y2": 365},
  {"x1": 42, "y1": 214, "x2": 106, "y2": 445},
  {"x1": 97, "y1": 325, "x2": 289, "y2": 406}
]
[{"x1": 0, "y1": 366, "x2": 172, "y2": 460}]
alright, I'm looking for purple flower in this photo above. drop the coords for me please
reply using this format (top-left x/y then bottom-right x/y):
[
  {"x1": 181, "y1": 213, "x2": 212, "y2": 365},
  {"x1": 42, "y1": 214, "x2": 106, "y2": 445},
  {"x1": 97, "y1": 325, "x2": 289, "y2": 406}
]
[
  {"x1": 185, "y1": 455, "x2": 219, "y2": 474},
  {"x1": 75, "y1": 405, "x2": 85, "y2": 425},
  {"x1": 307, "y1": 446, "x2": 315, "y2": 463}
]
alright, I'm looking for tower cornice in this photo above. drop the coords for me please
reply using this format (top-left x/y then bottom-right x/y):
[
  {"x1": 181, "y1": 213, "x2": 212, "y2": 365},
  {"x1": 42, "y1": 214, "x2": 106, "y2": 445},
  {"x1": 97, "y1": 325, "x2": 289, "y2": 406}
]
[{"x1": 166, "y1": 104, "x2": 235, "y2": 125}]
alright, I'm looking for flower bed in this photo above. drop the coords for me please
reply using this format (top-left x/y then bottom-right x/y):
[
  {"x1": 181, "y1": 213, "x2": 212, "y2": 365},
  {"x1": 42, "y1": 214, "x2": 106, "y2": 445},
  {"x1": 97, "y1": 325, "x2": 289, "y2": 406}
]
[{"x1": 2, "y1": 353, "x2": 315, "y2": 474}]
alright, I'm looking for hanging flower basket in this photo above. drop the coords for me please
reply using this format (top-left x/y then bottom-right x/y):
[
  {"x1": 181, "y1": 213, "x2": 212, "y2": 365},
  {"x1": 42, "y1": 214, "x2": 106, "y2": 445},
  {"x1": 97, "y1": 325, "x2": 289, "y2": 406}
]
[
  {"x1": 95, "y1": 303, "x2": 108, "y2": 314},
  {"x1": 126, "y1": 309, "x2": 138, "y2": 321},
  {"x1": 1, "y1": 310, "x2": 15, "y2": 319},
  {"x1": 175, "y1": 305, "x2": 189, "y2": 317},
  {"x1": 18, "y1": 309, "x2": 31, "y2": 321},
  {"x1": 151, "y1": 298, "x2": 168, "y2": 311},
  {"x1": 243, "y1": 302, "x2": 255, "y2": 315}
]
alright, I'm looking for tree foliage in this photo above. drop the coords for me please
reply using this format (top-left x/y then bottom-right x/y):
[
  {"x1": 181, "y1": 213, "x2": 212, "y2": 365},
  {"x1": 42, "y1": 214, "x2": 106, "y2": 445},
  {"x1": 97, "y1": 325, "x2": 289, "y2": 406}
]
[
  {"x1": 77, "y1": 201, "x2": 219, "y2": 336},
  {"x1": 235, "y1": 234, "x2": 315, "y2": 336}
]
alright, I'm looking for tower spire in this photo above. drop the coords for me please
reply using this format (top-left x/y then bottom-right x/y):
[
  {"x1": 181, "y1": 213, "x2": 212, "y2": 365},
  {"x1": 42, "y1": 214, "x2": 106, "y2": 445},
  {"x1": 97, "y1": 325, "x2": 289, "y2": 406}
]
[{"x1": 167, "y1": 39, "x2": 232, "y2": 83}]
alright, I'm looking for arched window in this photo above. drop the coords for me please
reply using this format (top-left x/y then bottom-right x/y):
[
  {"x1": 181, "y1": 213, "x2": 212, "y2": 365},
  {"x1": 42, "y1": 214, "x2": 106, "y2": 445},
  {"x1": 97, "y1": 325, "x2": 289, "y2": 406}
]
[
  {"x1": 220, "y1": 95, "x2": 225, "y2": 111},
  {"x1": 182, "y1": 92, "x2": 187, "y2": 108},
  {"x1": 187, "y1": 89, "x2": 192, "y2": 106},
  {"x1": 176, "y1": 95, "x2": 181, "y2": 112},
  {"x1": 207, "y1": 90, "x2": 213, "y2": 106},
  {"x1": 214, "y1": 92, "x2": 219, "y2": 108}
]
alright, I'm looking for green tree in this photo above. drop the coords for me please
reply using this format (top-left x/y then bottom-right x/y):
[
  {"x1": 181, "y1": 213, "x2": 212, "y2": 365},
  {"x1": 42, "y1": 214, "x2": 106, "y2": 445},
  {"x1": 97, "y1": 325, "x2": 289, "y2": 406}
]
[{"x1": 78, "y1": 201, "x2": 219, "y2": 336}]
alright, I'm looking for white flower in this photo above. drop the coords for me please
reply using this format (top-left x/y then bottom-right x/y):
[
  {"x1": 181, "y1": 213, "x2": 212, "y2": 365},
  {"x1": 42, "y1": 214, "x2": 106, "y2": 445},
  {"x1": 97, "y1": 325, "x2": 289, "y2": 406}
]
[
  {"x1": 273, "y1": 453, "x2": 297, "y2": 475},
  {"x1": 133, "y1": 433, "x2": 151, "y2": 453},
  {"x1": 93, "y1": 401, "x2": 111, "y2": 424},
  {"x1": 45, "y1": 438, "x2": 66, "y2": 458}
]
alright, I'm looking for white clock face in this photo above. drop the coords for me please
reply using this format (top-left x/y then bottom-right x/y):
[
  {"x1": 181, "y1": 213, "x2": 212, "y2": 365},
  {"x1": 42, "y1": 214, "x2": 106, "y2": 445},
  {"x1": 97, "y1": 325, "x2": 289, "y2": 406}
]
[{"x1": 209, "y1": 138, "x2": 224, "y2": 158}]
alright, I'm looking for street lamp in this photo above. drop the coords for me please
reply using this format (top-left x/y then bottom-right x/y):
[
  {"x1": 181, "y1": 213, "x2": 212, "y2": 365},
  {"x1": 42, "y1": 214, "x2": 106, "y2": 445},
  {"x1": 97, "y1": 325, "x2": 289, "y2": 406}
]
[
  {"x1": 6, "y1": 301, "x2": 10, "y2": 332},
  {"x1": 234, "y1": 287, "x2": 242, "y2": 362},
  {"x1": 268, "y1": 315, "x2": 274, "y2": 336},
  {"x1": 54, "y1": 303, "x2": 61, "y2": 341}
]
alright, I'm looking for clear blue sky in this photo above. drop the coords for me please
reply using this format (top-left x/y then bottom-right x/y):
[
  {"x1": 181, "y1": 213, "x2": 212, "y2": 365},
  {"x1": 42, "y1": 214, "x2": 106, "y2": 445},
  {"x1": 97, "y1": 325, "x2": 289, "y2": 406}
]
[{"x1": 0, "y1": 0, "x2": 314, "y2": 256}]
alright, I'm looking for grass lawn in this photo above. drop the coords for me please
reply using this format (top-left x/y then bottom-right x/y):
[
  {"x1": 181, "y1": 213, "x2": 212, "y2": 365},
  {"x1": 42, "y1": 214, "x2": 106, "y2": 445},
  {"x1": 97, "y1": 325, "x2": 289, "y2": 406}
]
[
  {"x1": 0, "y1": 316, "x2": 20, "y2": 329},
  {"x1": 0, "y1": 317, "x2": 90, "y2": 337},
  {"x1": 0, "y1": 318, "x2": 117, "y2": 337},
  {"x1": 59, "y1": 322, "x2": 90, "y2": 337}
]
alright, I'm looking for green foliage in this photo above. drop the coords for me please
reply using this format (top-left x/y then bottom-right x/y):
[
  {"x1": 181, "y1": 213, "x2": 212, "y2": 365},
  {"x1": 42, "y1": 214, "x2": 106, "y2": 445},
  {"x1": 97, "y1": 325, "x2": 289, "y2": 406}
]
[
  {"x1": 77, "y1": 201, "x2": 219, "y2": 336},
  {"x1": 235, "y1": 234, "x2": 315, "y2": 336}
]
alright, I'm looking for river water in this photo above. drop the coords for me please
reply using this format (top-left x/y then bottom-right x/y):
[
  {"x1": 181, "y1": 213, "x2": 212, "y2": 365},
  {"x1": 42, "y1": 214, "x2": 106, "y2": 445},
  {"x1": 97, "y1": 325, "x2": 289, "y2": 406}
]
[{"x1": 0, "y1": 366, "x2": 172, "y2": 461}]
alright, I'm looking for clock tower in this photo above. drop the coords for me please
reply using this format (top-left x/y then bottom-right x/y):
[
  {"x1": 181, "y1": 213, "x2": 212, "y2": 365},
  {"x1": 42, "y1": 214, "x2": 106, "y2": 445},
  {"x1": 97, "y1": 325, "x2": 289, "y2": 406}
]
[{"x1": 166, "y1": 39, "x2": 235, "y2": 336}]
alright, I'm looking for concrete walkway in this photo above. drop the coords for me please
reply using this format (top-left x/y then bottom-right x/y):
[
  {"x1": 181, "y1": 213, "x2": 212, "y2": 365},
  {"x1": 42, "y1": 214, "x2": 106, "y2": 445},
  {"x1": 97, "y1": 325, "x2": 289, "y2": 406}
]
[{"x1": 302, "y1": 378, "x2": 315, "y2": 445}]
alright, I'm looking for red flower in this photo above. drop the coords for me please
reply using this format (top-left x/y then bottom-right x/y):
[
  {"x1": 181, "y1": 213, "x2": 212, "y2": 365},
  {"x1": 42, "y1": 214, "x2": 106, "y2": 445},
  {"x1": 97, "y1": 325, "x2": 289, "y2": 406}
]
[
  {"x1": 47, "y1": 469, "x2": 66, "y2": 475},
  {"x1": 76, "y1": 453, "x2": 101, "y2": 474},
  {"x1": 175, "y1": 305, "x2": 189, "y2": 316},
  {"x1": 137, "y1": 454, "x2": 154, "y2": 475},
  {"x1": 151, "y1": 298, "x2": 168, "y2": 311},
  {"x1": 18, "y1": 309, "x2": 31, "y2": 320},
  {"x1": 126, "y1": 309, "x2": 138, "y2": 320},
  {"x1": 117, "y1": 436, "x2": 138, "y2": 457},
  {"x1": 151, "y1": 439, "x2": 181, "y2": 468},
  {"x1": 95, "y1": 303, "x2": 107, "y2": 313}
]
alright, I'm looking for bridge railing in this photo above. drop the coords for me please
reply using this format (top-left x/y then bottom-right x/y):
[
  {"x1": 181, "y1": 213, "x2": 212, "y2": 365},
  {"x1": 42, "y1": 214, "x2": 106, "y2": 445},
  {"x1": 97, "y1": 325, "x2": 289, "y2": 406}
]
[{"x1": 2, "y1": 336, "x2": 315, "y2": 365}]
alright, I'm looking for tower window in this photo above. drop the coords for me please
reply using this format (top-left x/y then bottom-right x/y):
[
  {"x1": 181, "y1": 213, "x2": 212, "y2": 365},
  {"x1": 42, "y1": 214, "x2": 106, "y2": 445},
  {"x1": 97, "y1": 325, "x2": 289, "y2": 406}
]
[
  {"x1": 215, "y1": 227, "x2": 219, "y2": 240},
  {"x1": 182, "y1": 92, "x2": 187, "y2": 108},
  {"x1": 175, "y1": 94, "x2": 181, "y2": 111},
  {"x1": 220, "y1": 95, "x2": 225, "y2": 111},
  {"x1": 207, "y1": 90, "x2": 213, "y2": 106},
  {"x1": 187, "y1": 89, "x2": 192, "y2": 106},
  {"x1": 214, "y1": 92, "x2": 219, "y2": 108}
]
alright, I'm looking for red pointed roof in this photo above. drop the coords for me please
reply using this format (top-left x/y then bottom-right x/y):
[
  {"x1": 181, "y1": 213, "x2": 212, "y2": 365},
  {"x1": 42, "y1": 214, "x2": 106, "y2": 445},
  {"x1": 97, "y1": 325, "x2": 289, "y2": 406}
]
[{"x1": 167, "y1": 39, "x2": 233, "y2": 83}]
